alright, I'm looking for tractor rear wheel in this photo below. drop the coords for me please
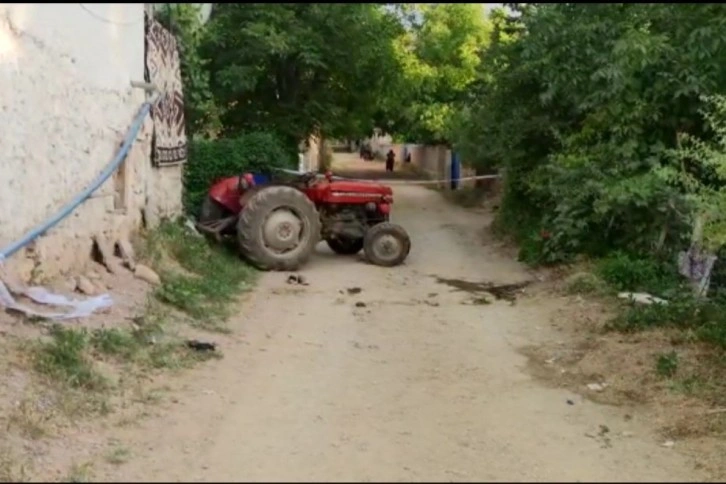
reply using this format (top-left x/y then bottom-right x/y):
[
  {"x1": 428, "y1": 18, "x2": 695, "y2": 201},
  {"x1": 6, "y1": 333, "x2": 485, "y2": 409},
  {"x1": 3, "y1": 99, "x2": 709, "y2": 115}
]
[
  {"x1": 326, "y1": 237, "x2": 364, "y2": 255},
  {"x1": 363, "y1": 222, "x2": 411, "y2": 267},
  {"x1": 237, "y1": 186, "x2": 321, "y2": 271}
]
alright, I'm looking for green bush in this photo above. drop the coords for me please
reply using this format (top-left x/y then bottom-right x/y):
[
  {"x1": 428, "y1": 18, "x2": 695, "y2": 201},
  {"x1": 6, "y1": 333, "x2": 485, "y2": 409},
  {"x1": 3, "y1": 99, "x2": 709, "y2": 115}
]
[
  {"x1": 595, "y1": 251, "x2": 681, "y2": 297},
  {"x1": 454, "y1": 4, "x2": 726, "y2": 264},
  {"x1": 183, "y1": 132, "x2": 296, "y2": 215}
]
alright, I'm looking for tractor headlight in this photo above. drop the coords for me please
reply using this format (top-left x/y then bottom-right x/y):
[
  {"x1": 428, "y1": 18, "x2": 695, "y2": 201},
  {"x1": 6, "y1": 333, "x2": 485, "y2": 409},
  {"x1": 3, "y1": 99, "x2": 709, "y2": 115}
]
[{"x1": 365, "y1": 202, "x2": 377, "y2": 211}]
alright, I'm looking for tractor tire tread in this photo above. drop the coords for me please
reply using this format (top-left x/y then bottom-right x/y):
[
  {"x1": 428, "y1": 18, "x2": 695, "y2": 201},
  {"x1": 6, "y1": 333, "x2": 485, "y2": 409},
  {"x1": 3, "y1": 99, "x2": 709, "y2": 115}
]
[
  {"x1": 238, "y1": 186, "x2": 321, "y2": 271},
  {"x1": 363, "y1": 222, "x2": 411, "y2": 267}
]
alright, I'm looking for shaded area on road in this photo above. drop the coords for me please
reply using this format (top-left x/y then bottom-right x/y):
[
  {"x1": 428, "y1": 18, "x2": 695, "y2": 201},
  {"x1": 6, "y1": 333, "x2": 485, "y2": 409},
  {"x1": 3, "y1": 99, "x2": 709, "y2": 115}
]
[{"x1": 331, "y1": 153, "x2": 431, "y2": 181}]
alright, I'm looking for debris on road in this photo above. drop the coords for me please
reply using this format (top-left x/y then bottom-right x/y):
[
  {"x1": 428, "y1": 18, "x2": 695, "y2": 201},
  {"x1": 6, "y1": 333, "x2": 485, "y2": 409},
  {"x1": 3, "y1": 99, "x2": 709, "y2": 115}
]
[
  {"x1": 287, "y1": 274, "x2": 309, "y2": 286},
  {"x1": 662, "y1": 440, "x2": 675, "y2": 448},
  {"x1": 586, "y1": 382, "x2": 608, "y2": 392},
  {"x1": 0, "y1": 268, "x2": 113, "y2": 320},
  {"x1": 351, "y1": 341, "x2": 379, "y2": 350},
  {"x1": 469, "y1": 296, "x2": 491, "y2": 305},
  {"x1": 186, "y1": 340, "x2": 217, "y2": 352},
  {"x1": 346, "y1": 287, "x2": 362, "y2": 295},
  {"x1": 585, "y1": 424, "x2": 612, "y2": 448},
  {"x1": 355, "y1": 301, "x2": 367, "y2": 308},
  {"x1": 617, "y1": 292, "x2": 668, "y2": 305}
]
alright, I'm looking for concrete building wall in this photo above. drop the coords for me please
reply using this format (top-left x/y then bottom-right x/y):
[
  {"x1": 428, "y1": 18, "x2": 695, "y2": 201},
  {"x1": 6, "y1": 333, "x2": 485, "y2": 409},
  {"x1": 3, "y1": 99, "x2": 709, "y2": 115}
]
[{"x1": 0, "y1": 4, "x2": 182, "y2": 281}]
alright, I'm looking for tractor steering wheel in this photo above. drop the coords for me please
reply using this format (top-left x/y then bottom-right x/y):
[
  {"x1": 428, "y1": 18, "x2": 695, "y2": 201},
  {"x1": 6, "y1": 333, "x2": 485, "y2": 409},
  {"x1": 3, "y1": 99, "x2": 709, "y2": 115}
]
[{"x1": 298, "y1": 171, "x2": 318, "y2": 185}]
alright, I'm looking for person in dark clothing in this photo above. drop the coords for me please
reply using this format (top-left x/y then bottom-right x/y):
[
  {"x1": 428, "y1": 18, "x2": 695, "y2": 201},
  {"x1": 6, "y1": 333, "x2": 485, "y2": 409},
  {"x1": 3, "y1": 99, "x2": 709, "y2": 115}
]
[{"x1": 385, "y1": 149, "x2": 395, "y2": 172}]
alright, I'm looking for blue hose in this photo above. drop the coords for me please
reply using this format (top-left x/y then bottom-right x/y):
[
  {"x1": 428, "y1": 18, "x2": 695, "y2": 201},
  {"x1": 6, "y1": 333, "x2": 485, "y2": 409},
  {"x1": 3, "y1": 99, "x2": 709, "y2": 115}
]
[{"x1": 0, "y1": 100, "x2": 154, "y2": 261}]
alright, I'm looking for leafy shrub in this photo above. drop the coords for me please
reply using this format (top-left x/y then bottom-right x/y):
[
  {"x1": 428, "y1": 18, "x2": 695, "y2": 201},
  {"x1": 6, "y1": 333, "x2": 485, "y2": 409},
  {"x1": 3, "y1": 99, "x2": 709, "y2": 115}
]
[
  {"x1": 454, "y1": 4, "x2": 726, "y2": 264},
  {"x1": 596, "y1": 251, "x2": 681, "y2": 296},
  {"x1": 183, "y1": 132, "x2": 296, "y2": 215}
]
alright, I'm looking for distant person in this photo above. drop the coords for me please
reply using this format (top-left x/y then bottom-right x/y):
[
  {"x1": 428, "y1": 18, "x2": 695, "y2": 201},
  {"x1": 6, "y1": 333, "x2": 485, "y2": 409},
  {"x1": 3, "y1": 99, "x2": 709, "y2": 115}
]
[{"x1": 385, "y1": 149, "x2": 395, "y2": 172}]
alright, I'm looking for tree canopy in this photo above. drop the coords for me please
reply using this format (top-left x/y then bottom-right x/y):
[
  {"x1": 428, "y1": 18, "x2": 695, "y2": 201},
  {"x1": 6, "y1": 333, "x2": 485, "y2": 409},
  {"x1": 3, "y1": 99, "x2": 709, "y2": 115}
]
[
  {"x1": 164, "y1": 3, "x2": 726, "y2": 265},
  {"x1": 448, "y1": 3, "x2": 726, "y2": 263},
  {"x1": 163, "y1": 3, "x2": 405, "y2": 144}
]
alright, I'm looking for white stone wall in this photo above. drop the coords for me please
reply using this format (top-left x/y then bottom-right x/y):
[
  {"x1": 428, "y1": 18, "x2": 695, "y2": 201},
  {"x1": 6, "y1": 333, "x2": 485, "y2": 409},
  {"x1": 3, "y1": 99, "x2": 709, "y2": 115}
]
[{"x1": 0, "y1": 4, "x2": 182, "y2": 281}]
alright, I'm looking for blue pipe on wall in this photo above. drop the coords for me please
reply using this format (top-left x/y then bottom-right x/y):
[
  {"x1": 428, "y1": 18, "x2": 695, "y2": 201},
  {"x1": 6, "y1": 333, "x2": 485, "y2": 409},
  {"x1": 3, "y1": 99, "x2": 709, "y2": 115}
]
[{"x1": 0, "y1": 100, "x2": 154, "y2": 261}]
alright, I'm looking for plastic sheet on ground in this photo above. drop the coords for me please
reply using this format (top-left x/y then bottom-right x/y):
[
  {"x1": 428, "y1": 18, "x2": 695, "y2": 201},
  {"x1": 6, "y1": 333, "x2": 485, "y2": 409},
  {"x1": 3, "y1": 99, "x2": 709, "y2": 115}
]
[{"x1": 0, "y1": 277, "x2": 112, "y2": 321}]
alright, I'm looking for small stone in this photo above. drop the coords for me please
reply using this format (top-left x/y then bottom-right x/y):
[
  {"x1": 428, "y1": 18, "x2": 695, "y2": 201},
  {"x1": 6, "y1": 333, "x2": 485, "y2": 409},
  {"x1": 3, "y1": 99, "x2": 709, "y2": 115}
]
[
  {"x1": 65, "y1": 277, "x2": 77, "y2": 292},
  {"x1": 86, "y1": 270, "x2": 102, "y2": 280},
  {"x1": 586, "y1": 382, "x2": 607, "y2": 392},
  {"x1": 662, "y1": 440, "x2": 675, "y2": 448},
  {"x1": 116, "y1": 238, "x2": 136, "y2": 271},
  {"x1": 134, "y1": 264, "x2": 161, "y2": 285},
  {"x1": 76, "y1": 276, "x2": 97, "y2": 295}
]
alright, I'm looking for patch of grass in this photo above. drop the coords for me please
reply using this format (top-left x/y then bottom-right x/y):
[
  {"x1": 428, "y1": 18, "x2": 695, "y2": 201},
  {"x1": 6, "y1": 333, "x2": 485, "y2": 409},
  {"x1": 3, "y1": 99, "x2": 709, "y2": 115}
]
[
  {"x1": 139, "y1": 221, "x2": 256, "y2": 332},
  {"x1": 29, "y1": 305, "x2": 220, "y2": 406},
  {"x1": 6, "y1": 398, "x2": 53, "y2": 440},
  {"x1": 565, "y1": 272, "x2": 610, "y2": 296},
  {"x1": 104, "y1": 443, "x2": 131, "y2": 466},
  {"x1": 608, "y1": 294, "x2": 726, "y2": 350},
  {"x1": 595, "y1": 251, "x2": 681, "y2": 297},
  {"x1": 656, "y1": 350, "x2": 680, "y2": 378},
  {"x1": 64, "y1": 462, "x2": 94, "y2": 483},
  {"x1": 581, "y1": 251, "x2": 726, "y2": 351},
  {"x1": 669, "y1": 374, "x2": 712, "y2": 397},
  {"x1": 0, "y1": 447, "x2": 30, "y2": 482},
  {"x1": 33, "y1": 325, "x2": 107, "y2": 392}
]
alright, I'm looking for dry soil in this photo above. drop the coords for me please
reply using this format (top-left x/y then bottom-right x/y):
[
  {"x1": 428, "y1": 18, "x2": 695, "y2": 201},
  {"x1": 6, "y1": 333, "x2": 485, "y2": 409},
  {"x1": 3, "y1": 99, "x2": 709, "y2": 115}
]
[{"x1": 82, "y1": 154, "x2": 708, "y2": 482}]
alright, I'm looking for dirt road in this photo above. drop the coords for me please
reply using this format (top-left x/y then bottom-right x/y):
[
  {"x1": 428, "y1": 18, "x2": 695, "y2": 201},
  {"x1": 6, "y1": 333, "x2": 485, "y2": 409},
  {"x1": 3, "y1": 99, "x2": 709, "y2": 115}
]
[{"x1": 99, "y1": 155, "x2": 704, "y2": 482}]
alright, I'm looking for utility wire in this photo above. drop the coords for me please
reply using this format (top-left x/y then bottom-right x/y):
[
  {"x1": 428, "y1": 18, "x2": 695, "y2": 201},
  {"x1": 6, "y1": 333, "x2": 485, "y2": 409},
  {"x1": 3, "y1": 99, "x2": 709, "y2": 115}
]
[{"x1": 77, "y1": 4, "x2": 144, "y2": 26}]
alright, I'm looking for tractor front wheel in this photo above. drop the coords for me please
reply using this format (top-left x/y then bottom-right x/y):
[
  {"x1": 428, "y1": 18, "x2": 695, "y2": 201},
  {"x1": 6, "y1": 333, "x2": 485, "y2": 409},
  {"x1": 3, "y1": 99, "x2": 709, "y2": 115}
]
[
  {"x1": 326, "y1": 237, "x2": 364, "y2": 255},
  {"x1": 363, "y1": 223, "x2": 411, "y2": 267},
  {"x1": 237, "y1": 186, "x2": 321, "y2": 271}
]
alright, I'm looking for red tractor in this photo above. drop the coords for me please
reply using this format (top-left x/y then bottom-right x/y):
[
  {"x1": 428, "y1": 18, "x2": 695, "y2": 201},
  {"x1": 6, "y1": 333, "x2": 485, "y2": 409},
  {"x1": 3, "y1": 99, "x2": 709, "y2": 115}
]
[{"x1": 196, "y1": 170, "x2": 411, "y2": 271}]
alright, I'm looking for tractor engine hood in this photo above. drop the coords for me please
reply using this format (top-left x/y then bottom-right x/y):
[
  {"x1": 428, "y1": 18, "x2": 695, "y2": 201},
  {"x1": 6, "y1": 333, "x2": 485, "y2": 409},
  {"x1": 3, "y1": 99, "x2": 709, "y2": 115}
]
[{"x1": 327, "y1": 180, "x2": 393, "y2": 196}]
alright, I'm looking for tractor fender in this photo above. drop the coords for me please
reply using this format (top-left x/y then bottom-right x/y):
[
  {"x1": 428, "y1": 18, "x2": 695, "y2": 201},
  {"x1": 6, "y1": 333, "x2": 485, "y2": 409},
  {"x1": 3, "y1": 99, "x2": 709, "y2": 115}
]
[{"x1": 239, "y1": 185, "x2": 264, "y2": 209}]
